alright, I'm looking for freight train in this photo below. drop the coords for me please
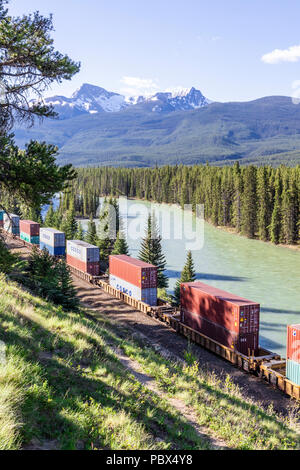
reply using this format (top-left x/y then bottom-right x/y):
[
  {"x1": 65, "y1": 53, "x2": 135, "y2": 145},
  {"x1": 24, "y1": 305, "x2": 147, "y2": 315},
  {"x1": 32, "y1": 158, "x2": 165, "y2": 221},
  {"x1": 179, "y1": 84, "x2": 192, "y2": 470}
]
[{"x1": 1, "y1": 213, "x2": 300, "y2": 389}]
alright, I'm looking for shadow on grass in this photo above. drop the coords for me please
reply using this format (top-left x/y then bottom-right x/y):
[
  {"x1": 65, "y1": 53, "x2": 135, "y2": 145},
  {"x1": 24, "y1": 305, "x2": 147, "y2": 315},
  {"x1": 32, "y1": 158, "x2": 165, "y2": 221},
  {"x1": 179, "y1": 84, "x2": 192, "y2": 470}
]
[{"x1": 0, "y1": 303, "x2": 211, "y2": 450}]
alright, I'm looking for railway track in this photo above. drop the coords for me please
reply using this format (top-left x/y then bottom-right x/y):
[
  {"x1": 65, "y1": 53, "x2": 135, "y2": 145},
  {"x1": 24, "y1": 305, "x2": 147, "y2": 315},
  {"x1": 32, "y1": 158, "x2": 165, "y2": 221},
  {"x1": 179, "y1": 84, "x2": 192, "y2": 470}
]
[{"x1": 4, "y1": 232, "x2": 300, "y2": 403}]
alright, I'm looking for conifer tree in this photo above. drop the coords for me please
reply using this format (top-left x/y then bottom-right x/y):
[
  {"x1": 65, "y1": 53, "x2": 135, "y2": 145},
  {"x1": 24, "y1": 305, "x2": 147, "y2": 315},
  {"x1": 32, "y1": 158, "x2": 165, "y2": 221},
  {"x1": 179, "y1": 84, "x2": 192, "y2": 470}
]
[
  {"x1": 173, "y1": 251, "x2": 196, "y2": 305},
  {"x1": 112, "y1": 230, "x2": 129, "y2": 255},
  {"x1": 139, "y1": 214, "x2": 168, "y2": 289},
  {"x1": 60, "y1": 206, "x2": 78, "y2": 240},
  {"x1": 269, "y1": 171, "x2": 282, "y2": 244},
  {"x1": 44, "y1": 203, "x2": 56, "y2": 227},
  {"x1": 257, "y1": 166, "x2": 271, "y2": 241},
  {"x1": 76, "y1": 223, "x2": 85, "y2": 241},
  {"x1": 85, "y1": 214, "x2": 98, "y2": 245},
  {"x1": 241, "y1": 166, "x2": 257, "y2": 238}
]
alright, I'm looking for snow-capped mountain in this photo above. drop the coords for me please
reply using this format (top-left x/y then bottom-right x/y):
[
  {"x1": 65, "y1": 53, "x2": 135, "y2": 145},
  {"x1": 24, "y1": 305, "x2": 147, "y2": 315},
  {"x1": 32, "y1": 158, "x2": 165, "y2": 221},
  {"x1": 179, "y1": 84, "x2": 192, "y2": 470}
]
[
  {"x1": 138, "y1": 87, "x2": 210, "y2": 112},
  {"x1": 40, "y1": 83, "x2": 210, "y2": 119}
]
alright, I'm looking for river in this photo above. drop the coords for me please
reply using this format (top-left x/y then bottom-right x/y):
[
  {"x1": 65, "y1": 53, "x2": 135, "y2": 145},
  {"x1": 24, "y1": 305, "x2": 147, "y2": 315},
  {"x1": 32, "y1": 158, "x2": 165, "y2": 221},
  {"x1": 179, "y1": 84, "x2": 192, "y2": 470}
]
[{"x1": 67, "y1": 197, "x2": 299, "y2": 357}]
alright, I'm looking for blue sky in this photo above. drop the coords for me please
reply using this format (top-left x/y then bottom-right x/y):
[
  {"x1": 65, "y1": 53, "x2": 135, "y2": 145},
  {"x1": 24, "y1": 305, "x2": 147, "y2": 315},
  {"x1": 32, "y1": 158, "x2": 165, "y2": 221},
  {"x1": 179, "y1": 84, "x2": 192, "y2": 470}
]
[{"x1": 8, "y1": 0, "x2": 300, "y2": 102}]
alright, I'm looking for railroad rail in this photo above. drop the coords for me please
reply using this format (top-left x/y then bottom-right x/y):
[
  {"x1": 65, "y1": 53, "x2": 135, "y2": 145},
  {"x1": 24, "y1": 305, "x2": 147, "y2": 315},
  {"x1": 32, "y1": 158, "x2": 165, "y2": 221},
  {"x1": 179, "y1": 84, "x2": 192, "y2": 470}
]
[{"x1": 4, "y1": 232, "x2": 300, "y2": 401}]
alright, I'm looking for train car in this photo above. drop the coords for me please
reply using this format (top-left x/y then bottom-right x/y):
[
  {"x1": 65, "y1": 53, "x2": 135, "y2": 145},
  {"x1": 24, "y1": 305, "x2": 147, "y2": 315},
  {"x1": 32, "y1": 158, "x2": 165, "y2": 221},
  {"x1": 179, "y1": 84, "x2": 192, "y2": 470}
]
[
  {"x1": 20, "y1": 220, "x2": 40, "y2": 245},
  {"x1": 286, "y1": 324, "x2": 300, "y2": 386},
  {"x1": 109, "y1": 255, "x2": 158, "y2": 306},
  {"x1": 0, "y1": 210, "x2": 4, "y2": 229},
  {"x1": 180, "y1": 282, "x2": 260, "y2": 355},
  {"x1": 66, "y1": 240, "x2": 100, "y2": 276},
  {"x1": 40, "y1": 228, "x2": 65, "y2": 256},
  {"x1": 3, "y1": 213, "x2": 20, "y2": 235}
]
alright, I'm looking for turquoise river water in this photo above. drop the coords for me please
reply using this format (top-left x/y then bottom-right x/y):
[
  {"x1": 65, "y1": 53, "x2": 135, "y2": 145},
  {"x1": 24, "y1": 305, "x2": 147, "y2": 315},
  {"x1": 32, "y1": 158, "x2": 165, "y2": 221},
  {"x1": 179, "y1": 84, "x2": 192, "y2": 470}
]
[{"x1": 76, "y1": 198, "x2": 300, "y2": 357}]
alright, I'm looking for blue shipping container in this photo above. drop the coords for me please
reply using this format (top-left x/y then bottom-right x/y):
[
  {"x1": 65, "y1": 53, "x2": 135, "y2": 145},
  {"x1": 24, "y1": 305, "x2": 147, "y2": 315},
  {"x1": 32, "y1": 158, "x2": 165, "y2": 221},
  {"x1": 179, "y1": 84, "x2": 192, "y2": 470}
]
[
  {"x1": 20, "y1": 232, "x2": 40, "y2": 245},
  {"x1": 286, "y1": 359, "x2": 300, "y2": 386},
  {"x1": 0, "y1": 211, "x2": 4, "y2": 221},
  {"x1": 40, "y1": 241, "x2": 65, "y2": 256}
]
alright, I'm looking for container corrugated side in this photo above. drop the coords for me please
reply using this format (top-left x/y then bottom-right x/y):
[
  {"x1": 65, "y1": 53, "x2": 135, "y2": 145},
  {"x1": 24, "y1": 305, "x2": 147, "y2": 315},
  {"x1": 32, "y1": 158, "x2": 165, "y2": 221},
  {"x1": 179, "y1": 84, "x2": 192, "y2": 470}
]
[
  {"x1": 19, "y1": 220, "x2": 40, "y2": 237},
  {"x1": 109, "y1": 274, "x2": 157, "y2": 306},
  {"x1": 181, "y1": 308, "x2": 259, "y2": 355},
  {"x1": 3, "y1": 214, "x2": 20, "y2": 232},
  {"x1": 109, "y1": 255, "x2": 157, "y2": 288},
  {"x1": 67, "y1": 240, "x2": 100, "y2": 263},
  {"x1": 287, "y1": 324, "x2": 300, "y2": 363},
  {"x1": 20, "y1": 232, "x2": 40, "y2": 245},
  {"x1": 180, "y1": 283, "x2": 260, "y2": 336},
  {"x1": 40, "y1": 241, "x2": 65, "y2": 256},
  {"x1": 40, "y1": 228, "x2": 65, "y2": 247},
  {"x1": 0, "y1": 211, "x2": 4, "y2": 221},
  {"x1": 66, "y1": 254, "x2": 100, "y2": 276},
  {"x1": 286, "y1": 359, "x2": 300, "y2": 386}
]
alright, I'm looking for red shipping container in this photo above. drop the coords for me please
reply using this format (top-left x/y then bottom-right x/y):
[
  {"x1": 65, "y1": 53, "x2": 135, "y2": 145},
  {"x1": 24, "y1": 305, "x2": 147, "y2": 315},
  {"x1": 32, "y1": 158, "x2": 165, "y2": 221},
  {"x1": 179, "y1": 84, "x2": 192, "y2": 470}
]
[
  {"x1": 181, "y1": 309, "x2": 259, "y2": 356},
  {"x1": 19, "y1": 220, "x2": 40, "y2": 236},
  {"x1": 180, "y1": 282, "x2": 260, "y2": 355},
  {"x1": 287, "y1": 324, "x2": 300, "y2": 363},
  {"x1": 109, "y1": 255, "x2": 157, "y2": 288},
  {"x1": 67, "y1": 254, "x2": 100, "y2": 276}
]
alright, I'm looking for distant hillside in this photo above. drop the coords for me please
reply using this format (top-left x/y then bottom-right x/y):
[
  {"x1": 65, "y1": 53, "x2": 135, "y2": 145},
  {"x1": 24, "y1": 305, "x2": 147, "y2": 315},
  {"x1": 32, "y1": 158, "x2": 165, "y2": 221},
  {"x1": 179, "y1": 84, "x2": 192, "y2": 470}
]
[{"x1": 14, "y1": 92, "x2": 300, "y2": 167}]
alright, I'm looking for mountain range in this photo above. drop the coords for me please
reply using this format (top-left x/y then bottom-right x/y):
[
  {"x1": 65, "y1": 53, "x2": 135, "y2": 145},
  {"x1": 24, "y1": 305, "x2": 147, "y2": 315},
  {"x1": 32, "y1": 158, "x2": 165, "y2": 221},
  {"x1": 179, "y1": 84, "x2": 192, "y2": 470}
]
[
  {"x1": 41, "y1": 83, "x2": 210, "y2": 118},
  {"x1": 13, "y1": 83, "x2": 300, "y2": 167}
]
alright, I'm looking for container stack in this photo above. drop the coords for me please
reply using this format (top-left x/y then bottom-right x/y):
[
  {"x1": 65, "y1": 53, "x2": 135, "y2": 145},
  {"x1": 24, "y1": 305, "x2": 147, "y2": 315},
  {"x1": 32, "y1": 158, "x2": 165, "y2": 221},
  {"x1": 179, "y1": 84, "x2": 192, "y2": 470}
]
[
  {"x1": 286, "y1": 324, "x2": 300, "y2": 386},
  {"x1": 3, "y1": 213, "x2": 20, "y2": 235},
  {"x1": 109, "y1": 255, "x2": 158, "y2": 306},
  {"x1": 180, "y1": 282, "x2": 260, "y2": 356},
  {"x1": 66, "y1": 240, "x2": 100, "y2": 275},
  {"x1": 0, "y1": 211, "x2": 4, "y2": 229},
  {"x1": 20, "y1": 220, "x2": 40, "y2": 245},
  {"x1": 40, "y1": 228, "x2": 66, "y2": 256}
]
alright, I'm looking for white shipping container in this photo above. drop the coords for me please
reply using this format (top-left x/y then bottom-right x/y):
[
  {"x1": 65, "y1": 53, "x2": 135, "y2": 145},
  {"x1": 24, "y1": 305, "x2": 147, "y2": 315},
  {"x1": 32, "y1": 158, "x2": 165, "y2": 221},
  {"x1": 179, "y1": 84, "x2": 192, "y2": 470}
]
[
  {"x1": 109, "y1": 274, "x2": 157, "y2": 306},
  {"x1": 3, "y1": 213, "x2": 19, "y2": 230},
  {"x1": 67, "y1": 240, "x2": 99, "y2": 262},
  {"x1": 40, "y1": 228, "x2": 65, "y2": 247}
]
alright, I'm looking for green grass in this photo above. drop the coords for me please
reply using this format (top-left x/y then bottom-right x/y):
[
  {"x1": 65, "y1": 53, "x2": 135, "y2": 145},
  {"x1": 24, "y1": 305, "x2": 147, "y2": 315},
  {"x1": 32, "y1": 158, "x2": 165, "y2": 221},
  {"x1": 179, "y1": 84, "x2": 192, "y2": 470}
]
[
  {"x1": 0, "y1": 272, "x2": 299, "y2": 450},
  {"x1": 86, "y1": 317, "x2": 300, "y2": 451},
  {"x1": 0, "y1": 274, "x2": 211, "y2": 450}
]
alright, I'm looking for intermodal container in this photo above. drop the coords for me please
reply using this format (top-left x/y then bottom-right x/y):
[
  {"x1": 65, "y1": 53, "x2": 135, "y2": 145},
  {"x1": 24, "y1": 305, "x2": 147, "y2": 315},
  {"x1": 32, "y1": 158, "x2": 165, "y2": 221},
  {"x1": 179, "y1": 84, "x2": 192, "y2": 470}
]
[
  {"x1": 40, "y1": 228, "x2": 65, "y2": 248},
  {"x1": 180, "y1": 282, "x2": 260, "y2": 355},
  {"x1": 109, "y1": 274, "x2": 157, "y2": 306},
  {"x1": 66, "y1": 254, "x2": 100, "y2": 276},
  {"x1": 20, "y1": 232, "x2": 40, "y2": 245},
  {"x1": 109, "y1": 255, "x2": 157, "y2": 288},
  {"x1": 67, "y1": 240, "x2": 100, "y2": 263},
  {"x1": 19, "y1": 220, "x2": 40, "y2": 237},
  {"x1": 3, "y1": 213, "x2": 20, "y2": 235},
  {"x1": 287, "y1": 324, "x2": 300, "y2": 363},
  {"x1": 39, "y1": 242, "x2": 65, "y2": 257},
  {"x1": 286, "y1": 359, "x2": 300, "y2": 386},
  {"x1": 0, "y1": 211, "x2": 4, "y2": 221}
]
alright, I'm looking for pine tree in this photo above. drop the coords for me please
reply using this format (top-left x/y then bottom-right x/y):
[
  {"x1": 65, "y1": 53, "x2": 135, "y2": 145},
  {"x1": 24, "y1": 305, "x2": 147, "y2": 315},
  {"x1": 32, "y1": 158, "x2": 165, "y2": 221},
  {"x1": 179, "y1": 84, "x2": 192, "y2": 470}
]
[
  {"x1": 173, "y1": 251, "x2": 196, "y2": 305},
  {"x1": 241, "y1": 166, "x2": 257, "y2": 238},
  {"x1": 269, "y1": 171, "x2": 282, "y2": 244},
  {"x1": 76, "y1": 223, "x2": 85, "y2": 241},
  {"x1": 54, "y1": 261, "x2": 79, "y2": 311},
  {"x1": 112, "y1": 230, "x2": 129, "y2": 255},
  {"x1": 257, "y1": 166, "x2": 271, "y2": 241},
  {"x1": 44, "y1": 203, "x2": 56, "y2": 227},
  {"x1": 139, "y1": 214, "x2": 168, "y2": 289},
  {"x1": 85, "y1": 214, "x2": 98, "y2": 245},
  {"x1": 60, "y1": 206, "x2": 78, "y2": 240}
]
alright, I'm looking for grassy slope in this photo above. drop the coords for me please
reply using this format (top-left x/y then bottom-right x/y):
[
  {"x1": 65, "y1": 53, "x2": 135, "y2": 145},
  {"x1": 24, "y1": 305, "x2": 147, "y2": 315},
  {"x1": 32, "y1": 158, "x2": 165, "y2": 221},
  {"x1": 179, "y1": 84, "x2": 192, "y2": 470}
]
[
  {"x1": 0, "y1": 274, "x2": 299, "y2": 450},
  {"x1": 13, "y1": 96, "x2": 300, "y2": 167}
]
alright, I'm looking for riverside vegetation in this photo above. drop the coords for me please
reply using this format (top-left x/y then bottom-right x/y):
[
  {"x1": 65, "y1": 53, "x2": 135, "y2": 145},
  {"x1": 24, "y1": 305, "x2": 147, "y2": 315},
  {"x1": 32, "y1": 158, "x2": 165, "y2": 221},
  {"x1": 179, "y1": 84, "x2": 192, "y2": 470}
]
[{"x1": 60, "y1": 164, "x2": 300, "y2": 246}]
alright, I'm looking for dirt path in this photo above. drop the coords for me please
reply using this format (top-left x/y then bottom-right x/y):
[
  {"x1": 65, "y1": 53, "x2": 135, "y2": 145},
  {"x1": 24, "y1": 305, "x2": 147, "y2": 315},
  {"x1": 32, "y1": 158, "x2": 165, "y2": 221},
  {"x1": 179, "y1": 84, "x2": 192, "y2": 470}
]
[
  {"x1": 7, "y1": 238, "x2": 295, "y2": 415},
  {"x1": 111, "y1": 346, "x2": 227, "y2": 449}
]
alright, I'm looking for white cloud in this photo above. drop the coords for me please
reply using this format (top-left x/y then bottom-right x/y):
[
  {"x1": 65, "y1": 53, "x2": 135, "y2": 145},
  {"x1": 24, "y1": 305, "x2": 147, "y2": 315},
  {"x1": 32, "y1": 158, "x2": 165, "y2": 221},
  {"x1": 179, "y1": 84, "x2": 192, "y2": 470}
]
[
  {"x1": 262, "y1": 45, "x2": 300, "y2": 64},
  {"x1": 120, "y1": 76, "x2": 159, "y2": 97}
]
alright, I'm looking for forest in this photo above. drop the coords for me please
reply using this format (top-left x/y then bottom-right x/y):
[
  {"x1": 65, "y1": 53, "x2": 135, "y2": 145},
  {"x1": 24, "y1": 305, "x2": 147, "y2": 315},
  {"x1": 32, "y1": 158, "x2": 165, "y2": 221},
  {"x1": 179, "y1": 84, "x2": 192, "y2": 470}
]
[{"x1": 59, "y1": 163, "x2": 300, "y2": 246}]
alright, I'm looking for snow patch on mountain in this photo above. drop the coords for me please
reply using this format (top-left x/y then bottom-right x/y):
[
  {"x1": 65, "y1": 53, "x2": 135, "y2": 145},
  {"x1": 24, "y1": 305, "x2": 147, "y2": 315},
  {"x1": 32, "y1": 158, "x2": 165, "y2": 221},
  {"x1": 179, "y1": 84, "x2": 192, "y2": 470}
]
[{"x1": 40, "y1": 83, "x2": 211, "y2": 119}]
